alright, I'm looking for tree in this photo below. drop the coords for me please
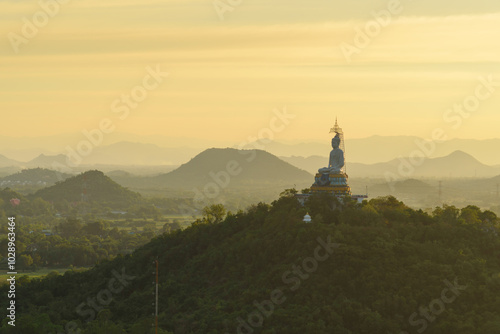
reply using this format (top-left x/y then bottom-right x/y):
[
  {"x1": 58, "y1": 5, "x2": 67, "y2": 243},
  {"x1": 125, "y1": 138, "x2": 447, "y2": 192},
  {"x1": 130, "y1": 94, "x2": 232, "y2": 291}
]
[
  {"x1": 58, "y1": 218, "x2": 82, "y2": 238},
  {"x1": 18, "y1": 254, "x2": 33, "y2": 270},
  {"x1": 202, "y1": 204, "x2": 227, "y2": 224},
  {"x1": 84, "y1": 221, "x2": 106, "y2": 236},
  {"x1": 305, "y1": 192, "x2": 339, "y2": 224},
  {"x1": 480, "y1": 210, "x2": 498, "y2": 224},
  {"x1": 162, "y1": 222, "x2": 181, "y2": 233},
  {"x1": 460, "y1": 206, "x2": 482, "y2": 225},
  {"x1": 280, "y1": 188, "x2": 298, "y2": 197},
  {"x1": 129, "y1": 317, "x2": 175, "y2": 334},
  {"x1": 433, "y1": 204, "x2": 459, "y2": 224},
  {"x1": 0, "y1": 313, "x2": 63, "y2": 333},
  {"x1": 143, "y1": 222, "x2": 157, "y2": 233},
  {"x1": 30, "y1": 197, "x2": 53, "y2": 216}
]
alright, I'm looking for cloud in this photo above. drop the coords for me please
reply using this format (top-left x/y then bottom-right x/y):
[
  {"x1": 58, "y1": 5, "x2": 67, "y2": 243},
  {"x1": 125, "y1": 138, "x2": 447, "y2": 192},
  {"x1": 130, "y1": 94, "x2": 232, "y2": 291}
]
[
  {"x1": 2, "y1": 12, "x2": 500, "y2": 64},
  {"x1": 1, "y1": 1, "x2": 499, "y2": 140}
]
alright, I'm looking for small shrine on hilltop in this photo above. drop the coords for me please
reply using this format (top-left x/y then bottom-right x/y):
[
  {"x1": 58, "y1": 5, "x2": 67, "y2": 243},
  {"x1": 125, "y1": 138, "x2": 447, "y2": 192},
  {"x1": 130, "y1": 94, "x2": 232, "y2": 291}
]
[{"x1": 296, "y1": 119, "x2": 368, "y2": 205}]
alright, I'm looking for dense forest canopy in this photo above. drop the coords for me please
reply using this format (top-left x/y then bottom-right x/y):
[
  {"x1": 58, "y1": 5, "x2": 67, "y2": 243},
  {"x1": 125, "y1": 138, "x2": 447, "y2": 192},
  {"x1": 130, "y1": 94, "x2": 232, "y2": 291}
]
[{"x1": 1, "y1": 193, "x2": 500, "y2": 333}]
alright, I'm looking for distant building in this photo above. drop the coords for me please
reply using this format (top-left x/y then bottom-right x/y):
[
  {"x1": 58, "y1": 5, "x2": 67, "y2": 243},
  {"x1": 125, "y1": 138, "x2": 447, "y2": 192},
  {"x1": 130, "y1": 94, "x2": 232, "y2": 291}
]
[
  {"x1": 111, "y1": 211, "x2": 128, "y2": 215},
  {"x1": 42, "y1": 229, "x2": 53, "y2": 236},
  {"x1": 303, "y1": 213, "x2": 312, "y2": 223}
]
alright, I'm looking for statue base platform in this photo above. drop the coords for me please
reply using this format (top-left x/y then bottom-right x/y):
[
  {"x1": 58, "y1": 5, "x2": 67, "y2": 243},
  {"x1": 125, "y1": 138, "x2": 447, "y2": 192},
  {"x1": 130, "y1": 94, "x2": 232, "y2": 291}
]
[
  {"x1": 295, "y1": 172, "x2": 367, "y2": 206},
  {"x1": 310, "y1": 173, "x2": 352, "y2": 196}
]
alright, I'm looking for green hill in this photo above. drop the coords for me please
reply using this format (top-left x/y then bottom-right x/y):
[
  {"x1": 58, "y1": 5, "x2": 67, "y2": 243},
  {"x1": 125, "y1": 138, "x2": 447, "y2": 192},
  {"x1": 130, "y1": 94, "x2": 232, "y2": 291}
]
[
  {"x1": 112, "y1": 148, "x2": 314, "y2": 205},
  {"x1": 32, "y1": 170, "x2": 141, "y2": 208},
  {"x1": 146, "y1": 148, "x2": 313, "y2": 188},
  {"x1": 3, "y1": 195, "x2": 500, "y2": 333}
]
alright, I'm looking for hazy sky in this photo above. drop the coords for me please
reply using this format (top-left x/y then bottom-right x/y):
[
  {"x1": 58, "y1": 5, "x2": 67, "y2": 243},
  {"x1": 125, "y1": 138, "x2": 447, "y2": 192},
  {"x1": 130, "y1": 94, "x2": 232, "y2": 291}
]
[{"x1": 1, "y1": 0, "x2": 500, "y2": 147}]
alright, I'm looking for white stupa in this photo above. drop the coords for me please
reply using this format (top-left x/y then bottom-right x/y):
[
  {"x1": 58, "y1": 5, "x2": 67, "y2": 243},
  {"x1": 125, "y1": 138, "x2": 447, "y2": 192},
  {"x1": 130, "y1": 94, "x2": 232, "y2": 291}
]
[{"x1": 303, "y1": 213, "x2": 312, "y2": 223}]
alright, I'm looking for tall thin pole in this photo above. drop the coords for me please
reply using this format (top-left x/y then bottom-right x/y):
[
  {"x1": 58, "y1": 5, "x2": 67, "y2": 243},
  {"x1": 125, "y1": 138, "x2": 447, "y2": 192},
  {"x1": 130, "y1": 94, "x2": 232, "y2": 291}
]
[{"x1": 155, "y1": 259, "x2": 159, "y2": 334}]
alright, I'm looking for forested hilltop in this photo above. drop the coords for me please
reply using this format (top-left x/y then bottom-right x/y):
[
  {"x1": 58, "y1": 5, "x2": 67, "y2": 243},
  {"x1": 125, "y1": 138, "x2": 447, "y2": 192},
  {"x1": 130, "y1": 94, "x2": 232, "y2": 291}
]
[{"x1": 2, "y1": 193, "x2": 500, "y2": 334}]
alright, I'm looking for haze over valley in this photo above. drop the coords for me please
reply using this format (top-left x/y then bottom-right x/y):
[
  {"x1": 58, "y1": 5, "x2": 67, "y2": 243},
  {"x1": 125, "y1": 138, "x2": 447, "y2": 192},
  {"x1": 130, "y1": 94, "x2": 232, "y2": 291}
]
[{"x1": 2, "y1": 0, "x2": 500, "y2": 332}]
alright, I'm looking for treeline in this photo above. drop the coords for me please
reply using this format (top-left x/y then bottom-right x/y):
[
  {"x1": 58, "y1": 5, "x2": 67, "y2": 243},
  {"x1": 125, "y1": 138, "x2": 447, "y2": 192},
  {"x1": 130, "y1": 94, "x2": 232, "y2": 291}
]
[
  {"x1": 0, "y1": 217, "x2": 173, "y2": 269},
  {"x1": 0, "y1": 187, "x2": 197, "y2": 219},
  {"x1": 2, "y1": 193, "x2": 500, "y2": 333}
]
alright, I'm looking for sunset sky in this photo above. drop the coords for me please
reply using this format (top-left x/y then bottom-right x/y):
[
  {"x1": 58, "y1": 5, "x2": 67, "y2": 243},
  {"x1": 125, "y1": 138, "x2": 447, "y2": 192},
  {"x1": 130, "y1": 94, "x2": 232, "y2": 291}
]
[{"x1": 1, "y1": 0, "x2": 500, "y2": 148}]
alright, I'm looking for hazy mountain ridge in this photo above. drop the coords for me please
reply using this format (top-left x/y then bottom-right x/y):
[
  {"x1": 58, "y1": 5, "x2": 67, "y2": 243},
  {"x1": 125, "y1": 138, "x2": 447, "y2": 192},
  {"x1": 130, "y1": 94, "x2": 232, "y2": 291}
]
[
  {"x1": 78, "y1": 142, "x2": 203, "y2": 166},
  {"x1": 282, "y1": 150, "x2": 500, "y2": 178},
  {"x1": 0, "y1": 154, "x2": 20, "y2": 167},
  {"x1": 370, "y1": 178, "x2": 435, "y2": 195},
  {"x1": 26, "y1": 154, "x2": 68, "y2": 168},
  {"x1": 256, "y1": 136, "x2": 500, "y2": 165},
  {"x1": 0, "y1": 142, "x2": 202, "y2": 167},
  {"x1": 2, "y1": 136, "x2": 500, "y2": 167}
]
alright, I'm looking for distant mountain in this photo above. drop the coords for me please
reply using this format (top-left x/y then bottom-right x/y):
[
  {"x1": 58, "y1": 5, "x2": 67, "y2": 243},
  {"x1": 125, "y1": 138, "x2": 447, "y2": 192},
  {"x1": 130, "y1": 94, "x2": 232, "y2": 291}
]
[
  {"x1": 283, "y1": 151, "x2": 500, "y2": 178},
  {"x1": 280, "y1": 155, "x2": 325, "y2": 175},
  {"x1": 79, "y1": 141, "x2": 203, "y2": 166},
  {"x1": 0, "y1": 132, "x2": 218, "y2": 152},
  {"x1": 409, "y1": 150, "x2": 496, "y2": 178},
  {"x1": 26, "y1": 154, "x2": 68, "y2": 168},
  {"x1": 0, "y1": 168, "x2": 72, "y2": 187},
  {"x1": 240, "y1": 141, "x2": 331, "y2": 159},
  {"x1": 145, "y1": 148, "x2": 313, "y2": 189},
  {"x1": 6, "y1": 142, "x2": 202, "y2": 167},
  {"x1": 105, "y1": 170, "x2": 134, "y2": 178},
  {"x1": 434, "y1": 138, "x2": 500, "y2": 166},
  {"x1": 250, "y1": 137, "x2": 500, "y2": 165},
  {"x1": 0, "y1": 148, "x2": 56, "y2": 162},
  {"x1": 33, "y1": 170, "x2": 141, "y2": 208},
  {"x1": 16, "y1": 147, "x2": 182, "y2": 175},
  {"x1": 245, "y1": 137, "x2": 428, "y2": 164},
  {"x1": 4, "y1": 136, "x2": 500, "y2": 168},
  {"x1": 370, "y1": 178, "x2": 435, "y2": 195},
  {"x1": 0, "y1": 154, "x2": 20, "y2": 167}
]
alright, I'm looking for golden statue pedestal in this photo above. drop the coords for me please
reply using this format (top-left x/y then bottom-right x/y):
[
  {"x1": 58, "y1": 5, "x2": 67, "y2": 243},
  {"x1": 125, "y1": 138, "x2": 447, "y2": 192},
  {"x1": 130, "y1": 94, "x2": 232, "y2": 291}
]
[{"x1": 310, "y1": 173, "x2": 352, "y2": 196}]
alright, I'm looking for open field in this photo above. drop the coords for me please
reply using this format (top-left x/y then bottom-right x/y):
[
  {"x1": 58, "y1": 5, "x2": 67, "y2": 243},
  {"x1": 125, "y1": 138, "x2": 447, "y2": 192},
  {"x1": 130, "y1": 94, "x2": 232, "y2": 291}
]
[{"x1": 0, "y1": 267, "x2": 88, "y2": 285}]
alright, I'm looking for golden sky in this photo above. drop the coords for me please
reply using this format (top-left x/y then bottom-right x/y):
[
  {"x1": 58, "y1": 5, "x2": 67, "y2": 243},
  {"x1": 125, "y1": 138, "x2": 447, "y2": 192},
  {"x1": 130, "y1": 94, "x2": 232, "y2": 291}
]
[{"x1": 1, "y1": 0, "x2": 500, "y2": 146}]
